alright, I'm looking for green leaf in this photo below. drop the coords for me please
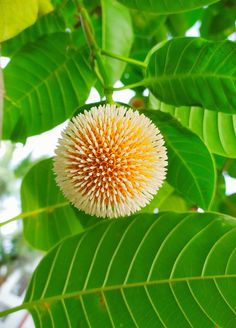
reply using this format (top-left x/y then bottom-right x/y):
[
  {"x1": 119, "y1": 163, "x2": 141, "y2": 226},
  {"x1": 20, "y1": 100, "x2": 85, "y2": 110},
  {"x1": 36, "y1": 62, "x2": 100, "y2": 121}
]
[
  {"x1": 37, "y1": 0, "x2": 54, "y2": 15},
  {"x1": 2, "y1": 11, "x2": 65, "y2": 57},
  {"x1": 200, "y1": 1, "x2": 236, "y2": 40},
  {"x1": 140, "y1": 182, "x2": 174, "y2": 213},
  {"x1": 20, "y1": 212, "x2": 236, "y2": 327},
  {"x1": 101, "y1": 0, "x2": 133, "y2": 85},
  {"x1": 0, "y1": 68, "x2": 3, "y2": 140},
  {"x1": 117, "y1": 0, "x2": 219, "y2": 14},
  {"x1": 166, "y1": 9, "x2": 203, "y2": 37},
  {"x1": 220, "y1": 194, "x2": 236, "y2": 217},
  {"x1": 146, "y1": 37, "x2": 236, "y2": 113},
  {"x1": 152, "y1": 98, "x2": 236, "y2": 158},
  {"x1": 0, "y1": 0, "x2": 38, "y2": 42},
  {"x1": 159, "y1": 193, "x2": 189, "y2": 212},
  {"x1": 21, "y1": 158, "x2": 84, "y2": 251},
  {"x1": 3, "y1": 32, "x2": 96, "y2": 142},
  {"x1": 141, "y1": 182, "x2": 188, "y2": 213},
  {"x1": 144, "y1": 110, "x2": 216, "y2": 209},
  {"x1": 228, "y1": 160, "x2": 236, "y2": 179},
  {"x1": 121, "y1": 12, "x2": 166, "y2": 89}
]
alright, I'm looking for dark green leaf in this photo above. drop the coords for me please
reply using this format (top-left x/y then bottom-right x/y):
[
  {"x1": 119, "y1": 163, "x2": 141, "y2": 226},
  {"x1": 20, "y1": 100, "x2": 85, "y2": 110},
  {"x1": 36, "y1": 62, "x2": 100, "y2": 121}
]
[
  {"x1": 117, "y1": 0, "x2": 219, "y2": 14},
  {"x1": 227, "y1": 160, "x2": 236, "y2": 178},
  {"x1": 144, "y1": 110, "x2": 216, "y2": 209},
  {"x1": 200, "y1": 1, "x2": 236, "y2": 40},
  {"x1": 220, "y1": 194, "x2": 236, "y2": 217},
  {"x1": 122, "y1": 13, "x2": 166, "y2": 89},
  {"x1": 146, "y1": 37, "x2": 236, "y2": 113},
  {"x1": 21, "y1": 158, "x2": 84, "y2": 251},
  {"x1": 23, "y1": 212, "x2": 236, "y2": 327},
  {"x1": 3, "y1": 32, "x2": 96, "y2": 142}
]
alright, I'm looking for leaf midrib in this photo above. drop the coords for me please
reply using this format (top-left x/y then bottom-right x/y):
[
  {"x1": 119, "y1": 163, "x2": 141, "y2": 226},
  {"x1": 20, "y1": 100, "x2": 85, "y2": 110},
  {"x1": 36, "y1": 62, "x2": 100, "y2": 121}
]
[{"x1": 4, "y1": 273, "x2": 235, "y2": 317}]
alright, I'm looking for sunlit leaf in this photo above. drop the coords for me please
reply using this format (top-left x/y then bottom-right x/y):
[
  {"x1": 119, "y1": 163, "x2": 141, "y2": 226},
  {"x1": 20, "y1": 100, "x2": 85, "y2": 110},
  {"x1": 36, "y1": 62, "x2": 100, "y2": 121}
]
[
  {"x1": 3, "y1": 32, "x2": 96, "y2": 142},
  {"x1": 145, "y1": 110, "x2": 216, "y2": 209},
  {"x1": 146, "y1": 37, "x2": 236, "y2": 113},
  {"x1": 21, "y1": 158, "x2": 84, "y2": 251},
  {"x1": 38, "y1": 0, "x2": 54, "y2": 15},
  {"x1": 2, "y1": 11, "x2": 65, "y2": 57},
  {"x1": 0, "y1": 0, "x2": 38, "y2": 42},
  {"x1": 150, "y1": 96, "x2": 236, "y2": 158},
  {"x1": 23, "y1": 212, "x2": 236, "y2": 327}
]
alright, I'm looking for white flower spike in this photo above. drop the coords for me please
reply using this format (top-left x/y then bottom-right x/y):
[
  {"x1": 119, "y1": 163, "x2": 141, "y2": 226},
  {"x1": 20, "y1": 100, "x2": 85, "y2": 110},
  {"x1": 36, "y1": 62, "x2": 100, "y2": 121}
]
[{"x1": 54, "y1": 104, "x2": 167, "y2": 218}]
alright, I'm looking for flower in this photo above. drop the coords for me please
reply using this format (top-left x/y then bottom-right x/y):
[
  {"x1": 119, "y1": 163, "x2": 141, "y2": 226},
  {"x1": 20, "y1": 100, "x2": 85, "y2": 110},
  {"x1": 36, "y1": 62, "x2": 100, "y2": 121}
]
[{"x1": 54, "y1": 104, "x2": 167, "y2": 218}]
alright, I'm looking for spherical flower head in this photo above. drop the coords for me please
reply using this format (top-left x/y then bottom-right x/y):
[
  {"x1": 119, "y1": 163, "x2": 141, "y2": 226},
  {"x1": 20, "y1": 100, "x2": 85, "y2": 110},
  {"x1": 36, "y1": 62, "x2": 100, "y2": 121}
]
[{"x1": 54, "y1": 104, "x2": 167, "y2": 218}]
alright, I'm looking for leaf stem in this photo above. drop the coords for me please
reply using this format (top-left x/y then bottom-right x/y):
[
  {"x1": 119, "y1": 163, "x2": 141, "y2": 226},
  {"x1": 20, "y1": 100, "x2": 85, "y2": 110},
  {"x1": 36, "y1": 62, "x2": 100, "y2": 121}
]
[
  {"x1": 110, "y1": 80, "x2": 147, "y2": 91},
  {"x1": 0, "y1": 202, "x2": 69, "y2": 228},
  {"x1": 101, "y1": 49, "x2": 147, "y2": 68},
  {"x1": 75, "y1": 0, "x2": 114, "y2": 103}
]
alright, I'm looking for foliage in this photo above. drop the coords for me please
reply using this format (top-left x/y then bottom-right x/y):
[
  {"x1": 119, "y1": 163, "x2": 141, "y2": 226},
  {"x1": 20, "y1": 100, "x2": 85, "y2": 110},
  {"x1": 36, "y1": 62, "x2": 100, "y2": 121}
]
[{"x1": 0, "y1": 0, "x2": 236, "y2": 326}]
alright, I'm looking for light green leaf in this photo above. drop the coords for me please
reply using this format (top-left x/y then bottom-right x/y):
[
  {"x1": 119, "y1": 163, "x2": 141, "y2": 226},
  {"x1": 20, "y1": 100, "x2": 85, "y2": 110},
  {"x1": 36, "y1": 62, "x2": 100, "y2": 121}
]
[
  {"x1": 21, "y1": 158, "x2": 84, "y2": 251},
  {"x1": 117, "y1": 0, "x2": 219, "y2": 14},
  {"x1": 141, "y1": 182, "x2": 188, "y2": 213},
  {"x1": 0, "y1": 0, "x2": 38, "y2": 42},
  {"x1": 101, "y1": 0, "x2": 133, "y2": 85},
  {"x1": 15, "y1": 212, "x2": 236, "y2": 327},
  {"x1": 151, "y1": 97, "x2": 236, "y2": 158},
  {"x1": 37, "y1": 0, "x2": 54, "y2": 15},
  {"x1": 144, "y1": 110, "x2": 216, "y2": 209},
  {"x1": 159, "y1": 193, "x2": 188, "y2": 212},
  {"x1": 146, "y1": 37, "x2": 236, "y2": 113},
  {"x1": 3, "y1": 32, "x2": 96, "y2": 142},
  {"x1": 2, "y1": 11, "x2": 65, "y2": 57},
  {"x1": 0, "y1": 68, "x2": 3, "y2": 140},
  {"x1": 140, "y1": 182, "x2": 174, "y2": 213}
]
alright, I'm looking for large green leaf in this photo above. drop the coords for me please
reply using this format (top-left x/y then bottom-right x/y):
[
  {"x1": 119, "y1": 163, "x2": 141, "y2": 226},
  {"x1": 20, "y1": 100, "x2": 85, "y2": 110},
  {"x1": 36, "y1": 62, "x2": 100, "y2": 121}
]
[
  {"x1": 0, "y1": 0, "x2": 38, "y2": 42},
  {"x1": 101, "y1": 0, "x2": 133, "y2": 85},
  {"x1": 117, "y1": 0, "x2": 219, "y2": 14},
  {"x1": 151, "y1": 97, "x2": 236, "y2": 158},
  {"x1": 144, "y1": 110, "x2": 216, "y2": 209},
  {"x1": 10, "y1": 212, "x2": 235, "y2": 327},
  {"x1": 2, "y1": 11, "x2": 65, "y2": 57},
  {"x1": 3, "y1": 32, "x2": 96, "y2": 142},
  {"x1": 146, "y1": 37, "x2": 236, "y2": 113},
  {"x1": 21, "y1": 158, "x2": 84, "y2": 251}
]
